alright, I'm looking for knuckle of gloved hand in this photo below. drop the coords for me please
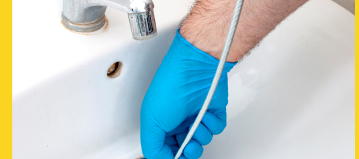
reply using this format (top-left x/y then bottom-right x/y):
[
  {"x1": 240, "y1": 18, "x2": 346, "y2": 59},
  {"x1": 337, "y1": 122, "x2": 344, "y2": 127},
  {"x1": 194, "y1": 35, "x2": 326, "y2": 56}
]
[
  {"x1": 203, "y1": 113, "x2": 226, "y2": 135},
  {"x1": 184, "y1": 140, "x2": 203, "y2": 159},
  {"x1": 212, "y1": 123, "x2": 226, "y2": 135},
  {"x1": 193, "y1": 124, "x2": 213, "y2": 145}
]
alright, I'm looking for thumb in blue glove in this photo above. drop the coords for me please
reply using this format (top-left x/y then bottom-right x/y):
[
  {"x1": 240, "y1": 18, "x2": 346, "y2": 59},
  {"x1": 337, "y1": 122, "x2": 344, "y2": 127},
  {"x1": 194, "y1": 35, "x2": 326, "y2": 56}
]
[{"x1": 141, "y1": 29, "x2": 236, "y2": 159}]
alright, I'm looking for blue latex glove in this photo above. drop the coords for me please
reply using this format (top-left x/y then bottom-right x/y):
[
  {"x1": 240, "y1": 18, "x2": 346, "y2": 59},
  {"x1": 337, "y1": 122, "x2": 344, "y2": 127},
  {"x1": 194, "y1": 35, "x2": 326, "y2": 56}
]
[{"x1": 141, "y1": 29, "x2": 236, "y2": 159}]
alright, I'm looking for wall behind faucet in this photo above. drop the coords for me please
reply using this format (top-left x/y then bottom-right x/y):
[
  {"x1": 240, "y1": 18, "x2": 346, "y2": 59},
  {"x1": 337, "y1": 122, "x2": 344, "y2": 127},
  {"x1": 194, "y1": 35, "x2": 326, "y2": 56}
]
[{"x1": 332, "y1": 0, "x2": 355, "y2": 14}]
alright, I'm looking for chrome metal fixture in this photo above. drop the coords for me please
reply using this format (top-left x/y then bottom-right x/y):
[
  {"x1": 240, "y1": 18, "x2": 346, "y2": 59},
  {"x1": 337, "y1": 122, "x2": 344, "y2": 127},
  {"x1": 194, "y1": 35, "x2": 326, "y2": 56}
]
[{"x1": 62, "y1": 0, "x2": 157, "y2": 40}]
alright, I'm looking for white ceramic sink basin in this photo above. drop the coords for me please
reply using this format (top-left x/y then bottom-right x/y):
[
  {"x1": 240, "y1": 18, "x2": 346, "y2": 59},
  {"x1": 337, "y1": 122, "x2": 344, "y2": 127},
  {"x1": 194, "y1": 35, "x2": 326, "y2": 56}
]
[{"x1": 13, "y1": 0, "x2": 354, "y2": 158}]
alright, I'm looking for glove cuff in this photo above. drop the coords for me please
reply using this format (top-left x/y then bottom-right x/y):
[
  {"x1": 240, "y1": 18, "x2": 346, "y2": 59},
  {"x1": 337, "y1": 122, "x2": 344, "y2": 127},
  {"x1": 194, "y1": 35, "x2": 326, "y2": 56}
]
[{"x1": 171, "y1": 29, "x2": 237, "y2": 73}]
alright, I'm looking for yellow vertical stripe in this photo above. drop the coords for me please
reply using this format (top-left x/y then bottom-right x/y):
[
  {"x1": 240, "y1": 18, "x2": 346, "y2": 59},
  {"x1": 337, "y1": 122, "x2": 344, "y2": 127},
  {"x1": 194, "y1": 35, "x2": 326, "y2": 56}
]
[
  {"x1": 355, "y1": 1, "x2": 358, "y2": 158},
  {"x1": 0, "y1": 0, "x2": 12, "y2": 158}
]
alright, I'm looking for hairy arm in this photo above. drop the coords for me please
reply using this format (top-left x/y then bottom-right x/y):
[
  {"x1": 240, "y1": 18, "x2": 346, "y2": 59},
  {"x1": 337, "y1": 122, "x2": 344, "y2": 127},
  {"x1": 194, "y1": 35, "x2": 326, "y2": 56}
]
[{"x1": 180, "y1": 0, "x2": 308, "y2": 62}]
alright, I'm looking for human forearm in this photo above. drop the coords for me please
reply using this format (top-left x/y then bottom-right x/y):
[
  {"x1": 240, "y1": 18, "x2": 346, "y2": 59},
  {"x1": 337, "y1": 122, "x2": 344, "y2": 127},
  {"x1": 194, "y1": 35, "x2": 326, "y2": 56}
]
[{"x1": 180, "y1": 0, "x2": 308, "y2": 62}]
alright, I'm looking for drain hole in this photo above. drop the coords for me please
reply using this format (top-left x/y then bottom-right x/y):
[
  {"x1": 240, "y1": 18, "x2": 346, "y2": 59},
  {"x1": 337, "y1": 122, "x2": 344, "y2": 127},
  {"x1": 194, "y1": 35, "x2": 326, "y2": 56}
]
[{"x1": 107, "y1": 61, "x2": 122, "y2": 78}]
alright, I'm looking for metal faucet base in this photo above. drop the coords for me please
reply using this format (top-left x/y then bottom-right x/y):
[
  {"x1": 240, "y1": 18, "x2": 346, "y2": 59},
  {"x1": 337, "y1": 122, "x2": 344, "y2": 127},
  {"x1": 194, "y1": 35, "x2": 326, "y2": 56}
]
[
  {"x1": 61, "y1": 13, "x2": 107, "y2": 33},
  {"x1": 61, "y1": 0, "x2": 157, "y2": 40}
]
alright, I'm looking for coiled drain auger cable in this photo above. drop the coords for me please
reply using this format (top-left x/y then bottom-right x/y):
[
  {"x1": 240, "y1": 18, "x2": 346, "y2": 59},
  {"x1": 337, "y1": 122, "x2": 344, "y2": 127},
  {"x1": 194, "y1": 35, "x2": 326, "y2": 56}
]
[{"x1": 174, "y1": 0, "x2": 244, "y2": 158}]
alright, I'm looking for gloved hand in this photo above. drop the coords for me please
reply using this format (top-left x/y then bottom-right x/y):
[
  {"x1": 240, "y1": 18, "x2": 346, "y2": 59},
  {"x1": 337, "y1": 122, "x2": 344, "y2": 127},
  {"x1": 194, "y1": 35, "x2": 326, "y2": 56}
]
[{"x1": 141, "y1": 29, "x2": 236, "y2": 159}]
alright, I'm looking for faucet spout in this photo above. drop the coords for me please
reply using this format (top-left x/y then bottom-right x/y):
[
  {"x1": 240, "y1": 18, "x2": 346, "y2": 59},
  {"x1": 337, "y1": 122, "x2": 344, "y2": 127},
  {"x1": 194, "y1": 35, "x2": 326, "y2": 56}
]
[{"x1": 62, "y1": 0, "x2": 157, "y2": 40}]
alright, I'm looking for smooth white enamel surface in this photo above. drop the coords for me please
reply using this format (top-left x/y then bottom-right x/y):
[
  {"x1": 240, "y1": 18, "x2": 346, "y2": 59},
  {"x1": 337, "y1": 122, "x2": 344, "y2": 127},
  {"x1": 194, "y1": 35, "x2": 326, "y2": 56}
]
[
  {"x1": 208, "y1": 0, "x2": 355, "y2": 158},
  {"x1": 13, "y1": 0, "x2": 194, "y2": 158},
  {"x1": 13, "y1": 0, "x2": 354, "y2": 159}
]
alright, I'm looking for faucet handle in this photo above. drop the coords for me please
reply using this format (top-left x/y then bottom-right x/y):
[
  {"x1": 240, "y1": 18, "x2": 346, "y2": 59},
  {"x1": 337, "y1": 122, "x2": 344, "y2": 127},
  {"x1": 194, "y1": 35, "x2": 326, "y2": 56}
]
[{"x1": 128, "y1": 0, "x2": 157, "y2": 40}]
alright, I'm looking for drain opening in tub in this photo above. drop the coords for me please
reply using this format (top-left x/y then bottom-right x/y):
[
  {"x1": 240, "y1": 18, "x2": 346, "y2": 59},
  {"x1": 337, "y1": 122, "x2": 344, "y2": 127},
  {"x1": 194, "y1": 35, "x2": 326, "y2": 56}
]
[{"x1": 107, "y1": 61, "x2": 122, "y2": 78}]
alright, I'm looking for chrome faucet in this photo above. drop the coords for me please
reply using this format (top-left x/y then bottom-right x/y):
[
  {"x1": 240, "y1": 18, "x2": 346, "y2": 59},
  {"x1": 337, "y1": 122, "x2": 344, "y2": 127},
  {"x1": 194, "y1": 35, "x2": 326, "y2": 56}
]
[{"x1": 62, "y1": 0, "x2": 157, "y2": 40}]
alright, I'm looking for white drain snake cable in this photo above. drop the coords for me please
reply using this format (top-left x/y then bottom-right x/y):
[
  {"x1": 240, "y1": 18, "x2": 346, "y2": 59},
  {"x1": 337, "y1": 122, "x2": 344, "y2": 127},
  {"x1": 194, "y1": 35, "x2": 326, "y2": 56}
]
[{"x1": 174, "y1": 0, "x2": 244, "y2": 158}]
